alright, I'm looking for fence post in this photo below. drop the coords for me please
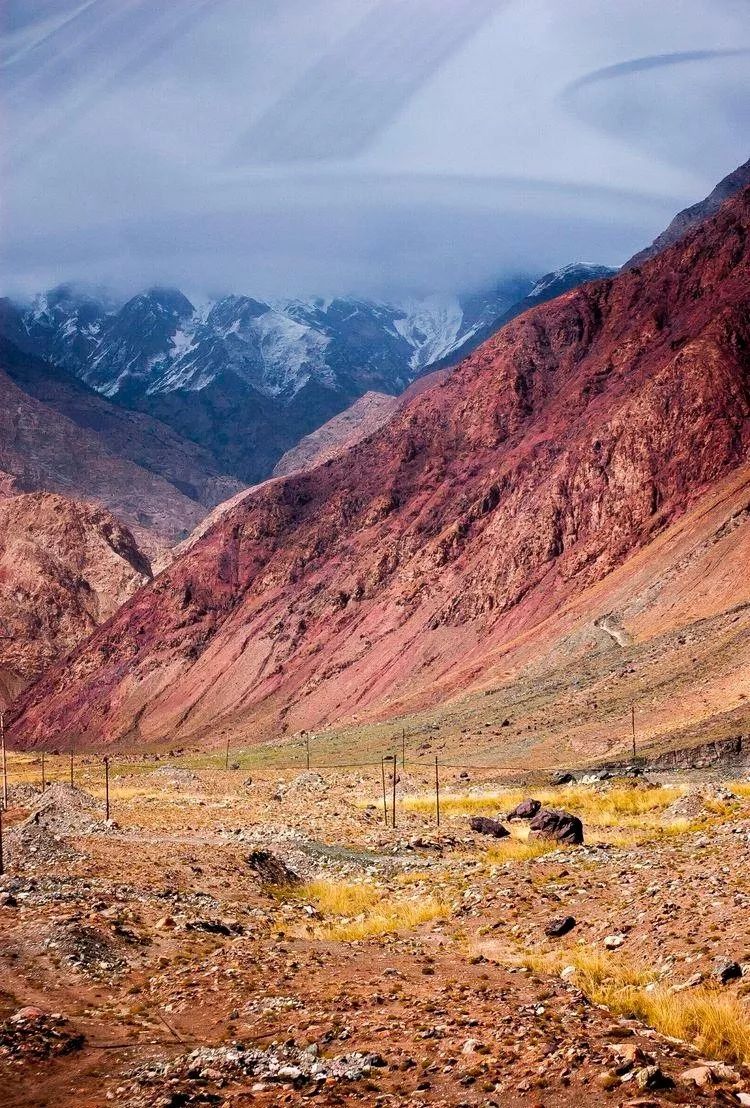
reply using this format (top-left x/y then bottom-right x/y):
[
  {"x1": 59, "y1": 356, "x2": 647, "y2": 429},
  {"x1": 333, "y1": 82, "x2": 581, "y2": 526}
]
[
  {"x1": 402, "y1": 728, "x2": 406, "y2": 768},
  {"x1": 225, "y1": 737, "x2": 230, "y2": 771},
  {"x1": 0, "y1": 804, "x2": 3, "y2": 875},
  {"x1": 631, "y1": 704, "x2": 636, "y2": 760},
  {"x1": 305, "y1": 732, "x2": 310, "y2": 771},
  {"x1": 41, "y1": 749, "x2": 45, "y2": 792},
  {"x1": 435, "y1": 756, "x2": 440, "y2": 828},
  {"x1": 381, "y1": 756, "x2": 388, "y2": 826},
  {"x1": 69, "y1": 744, "x2": 74, "y2": 788},
  {"x1": 104, "y1": 756, "x2": 110, "y2": 822}
]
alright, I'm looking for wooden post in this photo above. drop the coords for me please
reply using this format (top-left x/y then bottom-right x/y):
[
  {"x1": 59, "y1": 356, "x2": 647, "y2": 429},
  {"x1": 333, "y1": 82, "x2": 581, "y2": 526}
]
[
  {"x1": 1, "y1": 712, "x2": 7, "y2": 811},
  {"x1": 381, "y1": 757, "x2": 388, "y2": 826},
  {"x1": 224, "y1": 737, "x2": 230, "y2": 771},
  {"x1": 391, "y1": 754, "x2": 397, "y2": 829},
  {"x1": 305, "y1": 732, "x2": 310, "y2": 771},
  {"x1": 41, "y1": 749, "x2": 45, "y2": 792},
  {"x1": 402, "y1": 728, "x2": 406, "y2": 768},
  {"x1": 631, "y1": 704, "x2": 636, "y2": 761},
  {"x1": 69, "y1": 743, "x2": 74, "y2": 788},
  {"x1": 104, "y1": 757, "x2": 110, "y2": 822},
  {"x1": 435, "y1": 756, "x2": 440, "y2": 827},
  {"x1": 0, "y1": 804, "x2": 3, "y2": 876}
]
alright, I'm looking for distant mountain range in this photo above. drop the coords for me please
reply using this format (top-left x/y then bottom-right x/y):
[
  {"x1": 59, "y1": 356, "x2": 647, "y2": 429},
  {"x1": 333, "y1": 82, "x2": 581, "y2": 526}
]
[{"x1": 0, "y1": 265, "x2": 613, "y2": 485}]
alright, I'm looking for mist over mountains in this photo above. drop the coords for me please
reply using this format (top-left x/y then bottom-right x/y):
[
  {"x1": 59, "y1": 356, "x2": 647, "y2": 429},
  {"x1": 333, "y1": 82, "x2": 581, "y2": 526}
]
[{"x1": 1, "y1": 265, "x2": 612, "y2": 484}]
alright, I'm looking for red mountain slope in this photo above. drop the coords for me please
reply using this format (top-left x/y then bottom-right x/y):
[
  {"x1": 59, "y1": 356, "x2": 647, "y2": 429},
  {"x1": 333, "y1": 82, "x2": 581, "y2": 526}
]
[
  {"x1": 0, "y1": 493, "x2": 151, "y2": 705},
  {"x1": 9, "y1": 186, "x2": 750, "y2": 749}
]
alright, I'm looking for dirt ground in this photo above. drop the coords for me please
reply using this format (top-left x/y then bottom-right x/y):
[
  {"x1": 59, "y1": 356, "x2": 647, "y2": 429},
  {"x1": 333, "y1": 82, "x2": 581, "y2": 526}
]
[{"x1": 2, "y1": 752, "x2": 750, "y2": 1106}]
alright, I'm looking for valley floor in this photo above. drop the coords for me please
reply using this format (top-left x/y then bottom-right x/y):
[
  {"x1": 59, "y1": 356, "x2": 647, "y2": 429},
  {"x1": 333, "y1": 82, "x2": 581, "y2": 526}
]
[{"x1": 2, "y1": 752, "x2": 750, "y2": 1106}]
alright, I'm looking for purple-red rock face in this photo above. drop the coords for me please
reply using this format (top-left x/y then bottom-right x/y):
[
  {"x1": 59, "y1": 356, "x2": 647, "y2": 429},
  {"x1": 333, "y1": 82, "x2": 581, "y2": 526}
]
[
  {"x1": 0, "y1": 493, "x2": 151, "y2": 704},
  {"x1": 9, "y1": 185, "x2": 750, "y2": 750}
]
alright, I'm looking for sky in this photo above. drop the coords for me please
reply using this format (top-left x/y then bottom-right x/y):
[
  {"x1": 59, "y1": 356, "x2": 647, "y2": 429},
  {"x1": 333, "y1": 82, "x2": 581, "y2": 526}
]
[{"x1": 1, "y1": 0, "x2": 748, "y2": 300}]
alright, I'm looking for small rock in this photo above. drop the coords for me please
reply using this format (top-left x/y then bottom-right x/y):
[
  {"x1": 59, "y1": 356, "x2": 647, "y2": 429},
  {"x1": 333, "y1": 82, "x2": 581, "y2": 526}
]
[
  {"x1": 604, "y1": 933, "x2": 626, "y2": 949},
  {"x1": 679, "y1": 1066, "x2": 714, "y2": 1088},
  {"x1": 634, "y1": 1066, "x2": 674, "y2": 1091},
  {"x1": 713, "y1": 960, "x2": 742, "y2": 984}
]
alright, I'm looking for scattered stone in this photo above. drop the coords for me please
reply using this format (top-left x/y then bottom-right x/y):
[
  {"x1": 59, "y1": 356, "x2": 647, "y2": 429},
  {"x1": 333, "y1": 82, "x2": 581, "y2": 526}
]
[
  {"x1": 468, "y1": 816, "x2": 509, "y2": 838},
  {"x1": 604, "y1": 933, "x2": 626, "y2": 950},
  {"x1": 550, "y1": 772, "x2": 575, "y2": 786}
]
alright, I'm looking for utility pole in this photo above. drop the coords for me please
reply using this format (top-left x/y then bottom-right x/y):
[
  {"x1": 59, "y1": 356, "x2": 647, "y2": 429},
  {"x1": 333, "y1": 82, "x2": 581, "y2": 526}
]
[
  {"x1": 631, "y1": 704, "x2": 636, "y2": 761},
  {"x1": 225, "y1": 737, "x2": 230, "y2": 771},
  {"x1": 380, "y1": 756, "x2": 388, "y2": 826},
  {"x1": 383, "y1": 753, "x2": 397, "y2": 829},
  {"x1": 402, "y1": 728, "x2": 406, "y2": 768},
  {"x1": 41, "y1": 749, "x2": 45, "y2": 792},
  {"x1": 1, "y1": 712, "x2": 7, "y2": 811},
  {"x1": 435, "y1": 756, "x2": 440, "y2": 827},
  {"x1": 0, "y1": 804, "x2": 3, "y2": 876},
  {"x1": 304, "y1": 731, "x2": 310, "y2": 771},
  {"x1": 69, "y1": 742, "x2": 74, "y2": 788}
]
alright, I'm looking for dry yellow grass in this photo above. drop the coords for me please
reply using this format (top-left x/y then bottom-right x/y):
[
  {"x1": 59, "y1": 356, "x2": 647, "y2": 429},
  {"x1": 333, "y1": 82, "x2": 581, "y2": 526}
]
[
  {"x1": 318, "y1": 896, "x2": 449, "y2": 941},
  {"x1": 295, "y1": 879, "x2": 380, "y2": 915},
  {"x1": 486, "y1": 837, "x2": 561, "y2": 863},
  {"x1": 287, "y1": 878, "x2": 450, "y2": 941},
  {"x1": 402, "y1": 784, "x2": 681, "y2": 823},
  {"x1": 519, "y1": 947, "x2": 750, "y2": 1064}
]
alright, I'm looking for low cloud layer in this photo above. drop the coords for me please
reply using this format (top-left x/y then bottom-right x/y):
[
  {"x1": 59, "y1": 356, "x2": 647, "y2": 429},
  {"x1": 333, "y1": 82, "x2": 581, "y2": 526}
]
[{"x1": 2, "y1": 0, "x2": 748, "y2": 299}]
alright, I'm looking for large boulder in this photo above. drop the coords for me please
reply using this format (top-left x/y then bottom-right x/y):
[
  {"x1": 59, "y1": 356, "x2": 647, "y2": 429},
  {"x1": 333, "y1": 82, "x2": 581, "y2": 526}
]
[
  {"x1": 506, "y1": 798, "x2": 541, "y2": 820},
  {"x1": 469, "y1": 816, "x2": 509, "y2": 839},
  {"x1": 529, "y1": 808, "x2": 584, "y2": 845}
]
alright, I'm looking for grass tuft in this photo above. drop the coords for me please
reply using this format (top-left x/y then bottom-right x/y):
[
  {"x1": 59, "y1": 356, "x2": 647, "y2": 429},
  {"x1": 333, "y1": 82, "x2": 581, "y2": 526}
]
[
  {"x1": 519, "y1": 947, "x2": 750, "y2": 1064},
  {"x1": 287, "y1": 878, "x2": 450, "y2": 941}
]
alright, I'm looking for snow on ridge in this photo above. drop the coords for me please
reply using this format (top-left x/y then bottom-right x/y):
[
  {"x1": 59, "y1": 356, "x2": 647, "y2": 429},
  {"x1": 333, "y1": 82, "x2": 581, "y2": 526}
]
[{"x1": 394, "y1": 294, "x2": 465, "y2": 371}]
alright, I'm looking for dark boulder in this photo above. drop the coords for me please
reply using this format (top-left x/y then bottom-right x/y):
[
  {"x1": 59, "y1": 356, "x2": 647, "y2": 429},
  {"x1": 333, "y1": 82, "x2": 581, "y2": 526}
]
[
  {"x1": 550, "y1": 771, "x2": 575, "y2": 786},
  {"x1": 529, "y1": 808, "x2": 584, "y2": 845},
  {"x1": 545, "y1": 915, "x2": 576, "y2": 938},
  {"x1": 469, "y1": 816, "x2": 509, "y2": 838},
  {"x1": 507, "y1": 798, "x2": 541, "y2": 820}
]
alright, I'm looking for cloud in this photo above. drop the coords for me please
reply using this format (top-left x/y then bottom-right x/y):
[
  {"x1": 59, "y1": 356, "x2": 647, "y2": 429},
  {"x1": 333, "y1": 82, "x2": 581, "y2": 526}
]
[{"x1": 2, "y1": 0, "x2": 748, "y2": 299}]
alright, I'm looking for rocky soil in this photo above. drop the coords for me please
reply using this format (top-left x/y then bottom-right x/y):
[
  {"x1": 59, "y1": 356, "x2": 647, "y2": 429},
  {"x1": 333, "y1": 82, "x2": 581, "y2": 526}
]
[{"x1": 3, "y1": 755, "x2": 750, "y2": 1106}]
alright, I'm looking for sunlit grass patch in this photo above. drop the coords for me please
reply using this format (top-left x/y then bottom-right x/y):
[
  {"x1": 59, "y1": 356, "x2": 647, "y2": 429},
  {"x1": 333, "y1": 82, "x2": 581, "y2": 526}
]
[
  {"x1": 486, "y1": 836, "x2": 562, "y2": 863},
  {"x1": 318, "y1": 895, "x2": 449, "y2": 941},
  {"x1": 295, "y1": 878, "x2": 381, "y2": 915},
  {"x1": 517, "y1": 947, "x2": 750, "y2": 1065},
  {"x1": 284, "y1": 878, "x2": 450, "y2": 941}
]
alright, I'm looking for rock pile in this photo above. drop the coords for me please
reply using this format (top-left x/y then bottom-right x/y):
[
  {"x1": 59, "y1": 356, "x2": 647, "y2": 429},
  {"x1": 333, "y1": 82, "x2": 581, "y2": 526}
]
[
  {"x1": 23, "y1": 783, "x2": 102, "y2": 834},
  {"x1": 0, "y1": 1007, "x2": 84, "y2": 1061},
  {"x1": 122, "y1": 1041, "x2": 386, "y2": 1104}
]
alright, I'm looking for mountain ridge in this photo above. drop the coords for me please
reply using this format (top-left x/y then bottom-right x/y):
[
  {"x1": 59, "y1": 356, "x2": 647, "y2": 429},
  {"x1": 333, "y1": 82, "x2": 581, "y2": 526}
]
[{"x1": 9, "y1": 182, "x2": 749, "y2": 749}]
